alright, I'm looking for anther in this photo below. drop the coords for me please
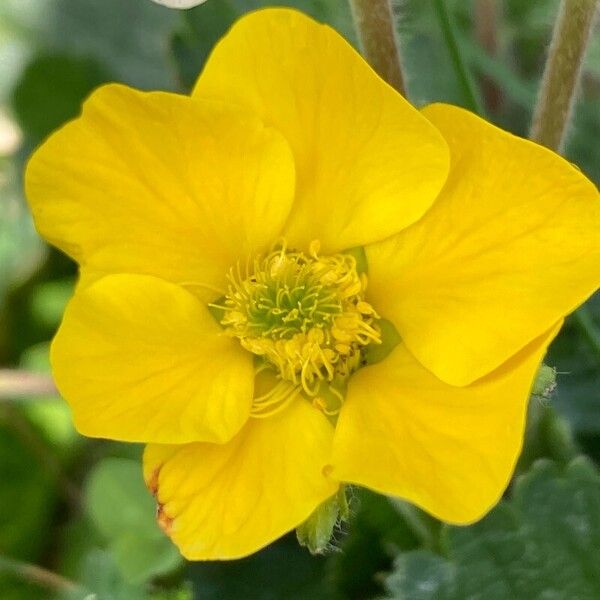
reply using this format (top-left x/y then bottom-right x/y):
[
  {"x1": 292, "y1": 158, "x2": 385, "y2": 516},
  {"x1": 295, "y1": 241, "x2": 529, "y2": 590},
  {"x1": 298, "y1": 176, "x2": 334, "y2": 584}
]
[{"x1": 218, "y1": 241, "x2": 382, "y2": 411}]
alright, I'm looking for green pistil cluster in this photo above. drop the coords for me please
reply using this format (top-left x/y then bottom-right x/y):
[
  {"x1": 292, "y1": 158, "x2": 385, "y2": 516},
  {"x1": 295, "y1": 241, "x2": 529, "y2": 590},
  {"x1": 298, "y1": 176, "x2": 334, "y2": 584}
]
[
  {"x1": 222, "y1": 247, "x2": 344, "y2": 339},
  {"x1": 216, "y1": 241, "x2": 381, "y2": 414}
]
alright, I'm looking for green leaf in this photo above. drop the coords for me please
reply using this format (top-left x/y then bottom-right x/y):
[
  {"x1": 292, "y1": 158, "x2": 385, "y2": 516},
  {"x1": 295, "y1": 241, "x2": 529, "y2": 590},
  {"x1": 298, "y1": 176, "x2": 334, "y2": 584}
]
[
  {"x1": 112, "y1": 532, "x2": 182, "y2": 585},
  {"x1": 461, "y1": 37, "x2": 537, "y2": 109},
  {"x1": 56, "y1": 515, "x2": 104, "y2": 583},
  {"x1": 515, "y1": 400, "x2": 577, "y2": 475},
  {"x1": 29, "y1": 278, "x2": 75, "y2": 330},
  {"x1": 385, "y1": 458, "x2": 600, "y2": 599},
  {"x1": 188, "y1": 534, "x2": 334, "y2": 599},
  {"x1": 170, "y1": 0, "x2": 356, "y2": 92},
  {"x1": 0, "y1": 576, "x2": 41, "y2": 600},
  {"x1": 393, "y1": 0, "x2": 466, "y2": 107},
  {"x1": 18, "y1": 342, "x2": 78, "y2": 453},
  {"x1": 431, "y1": 0, "x2": 485, "y2": 115},
  {"x1": 85, "y1": 458, "x2": 157, "y2": 539},
  {"x1": 385, "y1": 551, "x2": 455, "y2": 600},
  {"x1": 329, "y1": 490, "x2": 421, "y2": 599},
  {"x1": 38, "y1": 0, "x2": 178, "y2": 91},
  {"x1": 170, "y1": 1, "x2": 239, "y2": 91},
  {"x1": 0, "y1": 422, "x2": 57, "y2": 559},
  {"x1": 84, "y1": 458, "x2": 182, "y2": 584},
  {"x1": 0, "y1": 160, "x2": 44, "y2": 308},
  {"x1": 150, "y1": 583, "x2": 193, "y2": 600},
  {"x1": 65, "y1": 549, "x2": 148, "y2": 600},
  {"x1": 12, "y1": 54, "x2": 110, "y2": 146},
  {"x1": 547, "y1": 295, "x2": 600, "y2": 436}
]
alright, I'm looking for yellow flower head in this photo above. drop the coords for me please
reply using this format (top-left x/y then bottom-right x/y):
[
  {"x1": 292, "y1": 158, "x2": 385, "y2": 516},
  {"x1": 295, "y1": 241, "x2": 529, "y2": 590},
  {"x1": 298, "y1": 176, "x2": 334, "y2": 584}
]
[{"x1": 25, "y1": 9, "x2": 600, "y2": 560}]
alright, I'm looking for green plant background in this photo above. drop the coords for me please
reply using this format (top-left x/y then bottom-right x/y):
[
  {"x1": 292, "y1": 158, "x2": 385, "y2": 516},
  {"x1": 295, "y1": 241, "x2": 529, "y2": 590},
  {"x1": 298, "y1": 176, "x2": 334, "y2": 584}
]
[{"x1": 1, "y1": 1, "x2": 599, "y2": 598}]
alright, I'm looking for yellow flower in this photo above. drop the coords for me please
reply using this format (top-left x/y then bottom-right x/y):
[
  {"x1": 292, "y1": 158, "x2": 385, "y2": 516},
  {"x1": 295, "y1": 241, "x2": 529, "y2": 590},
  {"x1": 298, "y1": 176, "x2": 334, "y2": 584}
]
[{"x1": 25, "y1": 8, "x2": 600, "y2": 560}]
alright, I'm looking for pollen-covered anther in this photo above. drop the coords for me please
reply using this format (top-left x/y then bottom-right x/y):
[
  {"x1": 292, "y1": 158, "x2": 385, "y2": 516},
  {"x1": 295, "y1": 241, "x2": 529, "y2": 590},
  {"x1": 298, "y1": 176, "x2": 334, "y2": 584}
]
[{"x1": 216, "y1": 241, "x2": 382, "y2": 401}]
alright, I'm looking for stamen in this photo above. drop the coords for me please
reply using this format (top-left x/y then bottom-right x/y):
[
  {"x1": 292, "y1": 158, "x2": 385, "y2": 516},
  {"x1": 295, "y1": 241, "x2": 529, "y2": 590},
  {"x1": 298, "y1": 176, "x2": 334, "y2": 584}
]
[
  {"x1": 217, "y1": 241, "x2": 382, "y2": 416},
  {"x1": 251, "y1": 380, "x2": 301, "y2": 419}
]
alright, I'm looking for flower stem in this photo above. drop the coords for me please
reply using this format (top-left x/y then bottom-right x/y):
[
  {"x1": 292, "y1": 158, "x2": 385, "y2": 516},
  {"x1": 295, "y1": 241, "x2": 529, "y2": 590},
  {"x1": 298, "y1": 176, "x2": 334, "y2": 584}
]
[
  {"x1": 529, "y1": 0, "x2": 599, "y2": 359},
  {"x1": 348, "y1": 0, "x2": 405, "y2": 94},
  {"x1": 0, "y1": 555, "x2": 80, "y2": 594},
  {"x1": 530, "y1": 0, "x2": 598, "y2": 151},
  {"x1": 433, "y1": 0, "x2": 486, "y2": 116},
  {"x1": 474, "y1": 0, "x2": 503, "y2": 112},
  {"x1": 0, "y1": 369, "x2": 57, "y2": 400}
]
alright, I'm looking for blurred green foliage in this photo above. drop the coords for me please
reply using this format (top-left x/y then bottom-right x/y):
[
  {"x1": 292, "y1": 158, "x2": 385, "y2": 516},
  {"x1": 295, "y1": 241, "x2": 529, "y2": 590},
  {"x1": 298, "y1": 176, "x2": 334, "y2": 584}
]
[
  {"x1": 385, "y1": 458, "x2": 600, "y2": 599},
  {"x1": 0, "y1": 0, "x2": 599, "y2": 598},
  {"x1": 84, "y1": 458, "x2": 183, "y2": 585}
]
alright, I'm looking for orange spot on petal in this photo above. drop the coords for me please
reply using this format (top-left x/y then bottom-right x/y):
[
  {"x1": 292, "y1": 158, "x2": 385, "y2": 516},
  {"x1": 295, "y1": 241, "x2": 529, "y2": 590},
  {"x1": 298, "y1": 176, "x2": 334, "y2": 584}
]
[
  {"x1": 146, "y1": 466, "x2": 162, "y2": 497},
  {"x1": 322, "y1": 464, "x2": 333, "y2": 478},
  {"x1": 157, "y1": 502, "x2": 174, "y2": 535}
]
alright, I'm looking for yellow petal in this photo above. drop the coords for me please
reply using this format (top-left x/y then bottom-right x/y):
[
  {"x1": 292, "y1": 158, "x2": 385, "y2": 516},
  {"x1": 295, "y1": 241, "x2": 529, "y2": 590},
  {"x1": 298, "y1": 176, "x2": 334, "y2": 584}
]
[
  {"x1": 26, "y1": 84, "x2": 295, "y2": 301},
  {"x1": 194, "y1": 8, "x2": 449, "y2": 253},
  {"x1": 366, "y1": 103, "x2": 600, "y2": 386},
  {"x1": 143, "y1": 399, "x2": 337, "y2": 560},
  {"x1": 331, "y1": 324, "x2": 560, "y2": 524},
  {"x1": 51, "y1": 274, "x2": 253, "y2": 444}
]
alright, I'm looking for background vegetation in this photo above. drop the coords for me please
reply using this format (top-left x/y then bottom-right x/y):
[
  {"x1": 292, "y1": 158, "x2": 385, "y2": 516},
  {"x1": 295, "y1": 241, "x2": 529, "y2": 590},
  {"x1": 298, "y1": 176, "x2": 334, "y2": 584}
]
[{"x1": 1, "y1": 1, "x2": 599, "y2": 598}]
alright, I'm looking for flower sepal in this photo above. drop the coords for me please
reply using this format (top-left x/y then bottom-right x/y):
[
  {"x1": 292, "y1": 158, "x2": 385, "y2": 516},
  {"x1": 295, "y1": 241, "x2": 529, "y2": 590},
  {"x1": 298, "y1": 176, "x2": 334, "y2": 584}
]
[
  {"x1": 296, "y1": 487, "x2": 350, "y2": 555},
  {"x1": 531, "y1": 363, "x2": 557, "y2": 398}
]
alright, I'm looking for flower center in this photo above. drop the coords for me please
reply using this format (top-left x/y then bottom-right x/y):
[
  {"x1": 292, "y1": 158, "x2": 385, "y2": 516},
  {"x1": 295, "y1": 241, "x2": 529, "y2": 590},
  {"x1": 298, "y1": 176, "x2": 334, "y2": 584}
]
[{"x1": 215, "y1": 241, "x2": 381, "y2": 415}]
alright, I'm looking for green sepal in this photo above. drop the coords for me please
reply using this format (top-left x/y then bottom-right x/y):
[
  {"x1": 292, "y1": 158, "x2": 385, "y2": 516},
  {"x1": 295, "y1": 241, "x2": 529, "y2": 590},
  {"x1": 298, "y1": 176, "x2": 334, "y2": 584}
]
[
  {"x1": 297, "y1": 487, "x2": 349, "y2": 555},
  {"x1": 337, "y1": 486, "x2": 351, "y2": 522},
  {"x1": 531, "y1": 363, "x2": 557, "y2": 398}
]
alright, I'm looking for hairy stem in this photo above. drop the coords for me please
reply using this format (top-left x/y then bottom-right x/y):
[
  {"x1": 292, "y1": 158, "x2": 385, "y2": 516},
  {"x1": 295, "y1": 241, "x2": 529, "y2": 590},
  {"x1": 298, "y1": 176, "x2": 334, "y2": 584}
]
[
  {"x1": 530, "y1": 0, "x2": 598, "y2": 151},
  {"x1": 349, "y1": 0, "x2": 405, "y2": 94},
  {"x1": 474, "y1": 0, "x2": 503, "y2": 112},
  {"x1": 529, "y1": 0, "x2": 599, "y2": 358},
  {"x1": 0, "y1": 555, "x2": 80, "y2": 594},
  {"x1": 0, "y1": 369, "x2": 57, "y2": 400}
]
